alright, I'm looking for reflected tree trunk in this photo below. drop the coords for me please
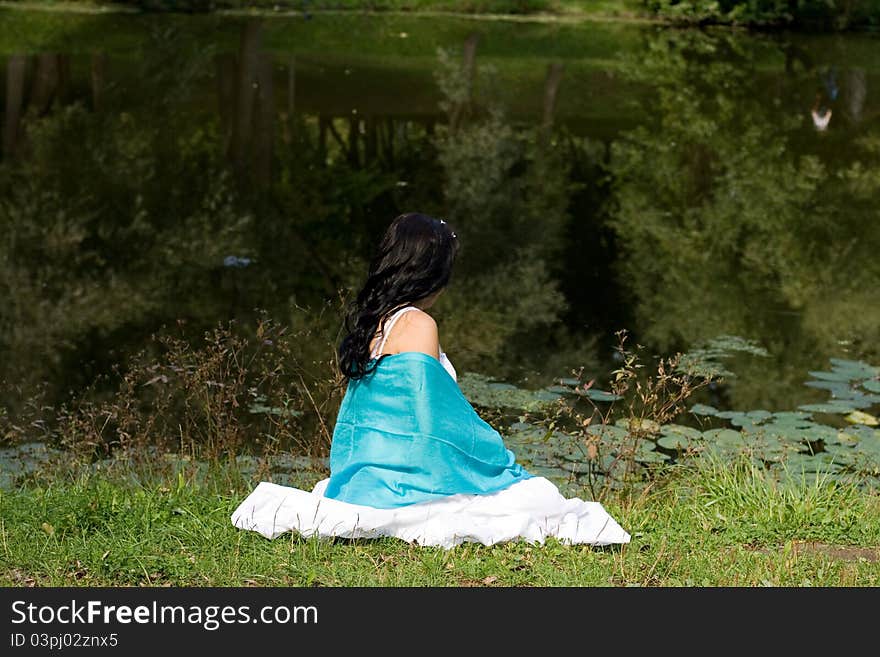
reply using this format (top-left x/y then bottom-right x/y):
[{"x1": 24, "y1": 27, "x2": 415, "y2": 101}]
[
  {"x1": 216, "y1": 53, "x2": 235, "y2": 154},
  {"x1": 844, "y1": 68, "x2": 865, "y2": 125},
  {"x1": 253, "y1": 51, "x2": 274, "y2": 185},
  {"x1": 57, "y1": 55, "x2": 71, "y2": 104},
  {"x1": 540, "y1": 62, "x2": 564, "y2": 147},
  {"x1": 318, "y1": 115, "x2": 328, "y2": 158},
  {"x1": 3, "y1": 55, "x2": 26, "y2": 159},
  {"x1": 229, "y1": 20, "x2": 275, "y2": 185},
  {"x1": 364, "y1": 115, "x2": 377, "y2": 166},
  {"x1": 28, "y1": 54, "x2": 61, "y2": 117},
  {"x1": 230, "y1": 21, "x2": 260, "y2": 173},
  {"x1": 90, "y1": 53, "x2": 107, "y2": 112},
  {"x1": 382, "y1": 116, "x2": 394, "y2": 167},
  {"x1": 347, "y1": 116, "x2": 360, "y2": 168},
  {"x1": 449, "y1": 32, "x2": 479, "y2": 134},
  {"x1": 283, "y1": 55, "x2": 295, "y2": 143},
  {"x1": 326, "y1": 116, "x2": 346, "y2": 152}
]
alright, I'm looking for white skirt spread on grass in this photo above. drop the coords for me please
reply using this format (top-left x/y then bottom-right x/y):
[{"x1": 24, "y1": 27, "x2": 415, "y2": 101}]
[{"x1": 231, "y1": 476, "x2": 631, "y2": 549}]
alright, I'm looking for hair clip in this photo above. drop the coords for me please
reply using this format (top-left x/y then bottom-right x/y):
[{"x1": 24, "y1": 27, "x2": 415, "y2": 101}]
[{"x1": 438, "y1": 218, "x2": 455, "y2": 237}]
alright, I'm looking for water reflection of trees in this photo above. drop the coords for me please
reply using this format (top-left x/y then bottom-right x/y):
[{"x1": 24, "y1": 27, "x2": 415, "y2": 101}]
[
  {"x1": 1, "y1": 18, "x2": 601, "y2": 415},
  {"x1": 607, "y1": 29, "x2": 880, "y2": 411},
  {"x1": 431, "y1": 39, "x2": 600, "y2": 382}
]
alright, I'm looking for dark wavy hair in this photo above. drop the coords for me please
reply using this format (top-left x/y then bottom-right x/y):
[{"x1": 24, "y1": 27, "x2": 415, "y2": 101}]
[{"x1": 338, "y1": 212, "x2": 460, "y2": 380}]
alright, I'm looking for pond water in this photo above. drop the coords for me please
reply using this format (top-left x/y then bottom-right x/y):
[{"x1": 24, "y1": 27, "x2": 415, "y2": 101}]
[{"x1": 1, "y1": 9, "x2": 879, "y2": 431}]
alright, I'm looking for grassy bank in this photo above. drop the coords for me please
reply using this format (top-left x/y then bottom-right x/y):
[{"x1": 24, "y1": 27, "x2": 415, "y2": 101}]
[
  {"x1": 4, "y1": 0, "x2": 879, "y2": 30},
  {"x1": 2, "y1": 454, "x2": 878, "y2": 586},
  {"x1": 1, "y1": 1, "x2": 637, "y2": 19}
]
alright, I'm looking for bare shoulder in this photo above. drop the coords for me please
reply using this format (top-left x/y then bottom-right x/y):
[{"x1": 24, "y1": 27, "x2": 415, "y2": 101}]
[
  {"x1": 398, "y1": 307, "x2": 437, "y2": 330},
  {"x1": 388, "y1": 308, "x2": 440, "y2": 359}
]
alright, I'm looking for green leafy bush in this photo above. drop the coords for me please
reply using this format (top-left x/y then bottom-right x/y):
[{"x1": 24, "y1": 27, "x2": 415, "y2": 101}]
[{"x1": 642, "y1": 0, "x2": 880, "y2": 28}]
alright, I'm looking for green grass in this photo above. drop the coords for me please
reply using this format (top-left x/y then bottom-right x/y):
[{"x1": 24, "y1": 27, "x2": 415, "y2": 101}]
[
  {"x1": 0, "y1": 1, "x2": 642, "y2": 18},
  {"x1": 2, "y1": 454, "x2": 878, "y2": 586}
]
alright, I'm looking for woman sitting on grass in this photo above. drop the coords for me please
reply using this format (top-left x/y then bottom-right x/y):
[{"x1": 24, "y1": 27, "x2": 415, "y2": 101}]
[{"x1": 232, "y1": 212, "x2": 630, "y2": 548}]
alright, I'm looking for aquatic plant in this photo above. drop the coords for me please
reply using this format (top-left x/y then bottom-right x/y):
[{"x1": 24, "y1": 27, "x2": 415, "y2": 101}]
[{"x1": 493, "y1": 341, "x2": 880, "y2": 499}]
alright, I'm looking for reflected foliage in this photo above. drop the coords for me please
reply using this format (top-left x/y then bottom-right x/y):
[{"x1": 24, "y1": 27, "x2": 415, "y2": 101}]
[
  {"x1": 432, "y1": 44, "x2": 598, "y2": 380},
  {"x1": 643, "y1": 0, "x2": 880, "y2": 28},
  {"x1": 607, "y1": 29, "x2": 880, "y2": 411},
  {"x1": 0, "y1": 13, "x2": 878, "y2": 458}
]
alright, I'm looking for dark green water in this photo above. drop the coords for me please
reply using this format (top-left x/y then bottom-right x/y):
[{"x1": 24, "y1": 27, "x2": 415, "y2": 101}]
[{"x1": 1, "y1": 9, "x2": 879, "y2": 422}]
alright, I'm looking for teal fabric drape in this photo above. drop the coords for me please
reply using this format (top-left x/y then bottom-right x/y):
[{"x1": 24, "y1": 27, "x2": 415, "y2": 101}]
[{"x1": 324, "y1": 351, "x2": 532, "y2": 509}]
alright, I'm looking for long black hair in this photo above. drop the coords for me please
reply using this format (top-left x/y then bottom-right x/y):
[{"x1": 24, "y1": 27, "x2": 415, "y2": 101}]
[{"x1": 338, "y1": 212, "x2": 460, "y2": 380}]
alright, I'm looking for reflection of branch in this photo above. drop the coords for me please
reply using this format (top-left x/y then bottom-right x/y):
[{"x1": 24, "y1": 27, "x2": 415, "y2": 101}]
[
  {"x1": 449, "y1": 32, "x2": 479, "y2": 134},
  {"x1": 253, "y1": 52, "x2": 274, "y2": 185},
  {"x1": 90, "y1": 53, "x2": 107, "y2": 112},
  {"x1": 215, "y1": 53, "x2": 235, "y2": 153},
  {"x1": 364, "y1": 115, "x2": 377, "y2": 165},
  {"x1": 28, "y1": 54, "x2": 61, "y2": 117},
  {"x1": 540, "y1": 62, "x2": 564, "y2": 148},
  {"x1": 325, "y1": 116, "x2": 346, "y2": 151},
  {"x1": 347, "y1": 116, "x2": 360, "y2": 168},
  {"x1": 382, "y1": 117, "x2": 395, "y2": 166},
  {"x1": 231, "y1": 20, "x2": 261, "y2": 169},
  {"x1": 3, "y1": 55, "x2": 26, "y2": 158},
  {"x1": 282, "y1": 56, "x2": 296, "y2": 143}
]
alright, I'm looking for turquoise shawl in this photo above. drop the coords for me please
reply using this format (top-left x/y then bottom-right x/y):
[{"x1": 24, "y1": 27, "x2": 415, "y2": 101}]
[{"x1": 324, "y1": 351, "x2": 532, "y2": 509}]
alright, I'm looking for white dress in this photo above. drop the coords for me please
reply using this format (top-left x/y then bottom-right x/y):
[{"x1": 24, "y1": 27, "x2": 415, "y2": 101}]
[{"x1": 231, "y1": 305, "x2": 630, "y2": 549}]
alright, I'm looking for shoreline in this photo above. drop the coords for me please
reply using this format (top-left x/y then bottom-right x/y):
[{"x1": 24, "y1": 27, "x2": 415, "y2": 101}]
[
  {"x1": 1, "y1": 2, "x2": 877, "y2": 33},
  {"x1": 0, "y1": 2, "x2": 656, "y2": 24}
]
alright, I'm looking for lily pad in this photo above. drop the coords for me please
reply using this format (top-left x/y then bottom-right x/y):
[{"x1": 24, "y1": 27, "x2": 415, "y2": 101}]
[
  {"x1": 833, "y1": 430, "x2": 861, "y2": 445},
  {"x1": 660, "y1": 424, "x2": 703, "y2": 441},
  {"x1": 767, "y1": 412, "x2": 816, "y2": 430},
  {"x1": 822, "y1": 444, "x2": 857, "y2": 465},
  {"x1": 777, "y1": 453, "x2": 841, "y2": 475},
  {"x1": 854, "y1": 439, "x2": 880, "y2": 459},
  {"x1": 586, "y1": 424, "x2": 629, "y2": 442},
  {"x1": 657, "y1": 434, "x2": 692, "y2": 450},
  {"x1": 248, "y1": 403, "x2": 303, "y2": 417},
  {"x1": 771, "y1": 411, "x2": 813, "y2": 422},
  {"x1": 559, "y1": 460, "x2": 592, "y2": 474},
  {"x1": 804, "y1": 380, "x2": 852, "y2": 393},
  {"x1": 797, "y1": 402, "x2": 857, "y2": 414},
  {"x1": 826, "y1": 390, "x2": 878, "y2": 407},
  {"x1": 761, "y1": 423, "x2": 830, "y2": 446},
  {"x1": 582, "y1": 389, "x2": 623, "y2": 402},
  {"x1": 844, "y1": 425, "x2": 880, "y2": 441},
  {"x1": 614, "y1": 418, "x2": 661, "y2": 434},
  {"x1": 703, "y1": 428, "x2": 747, "y2": 447},
  {"x1": 526, "y1": 466, "x2": 570, "y2": 483},
  {"x1": 749, "y1": 434, "x2": 793, "y2": 460},
  {"x1": 808, "y1": 370, "x2": 856, "y2": 382},
  {"x1": 733, "y1": 420, "x2": 764, "y2": 433},
  {"x1": 845, "y1": 411, "x2": 879, "y2": 427},
  {"x1": 459, "y1": 372, "x2": 562, "y2": 412},
  {"x1": 690, "y1": 403, "x2": 719, "y2": 416},
  {"x1": 829, "y1": 358, "x2": 879, "y2": 379},
  {"x1": 635, "y1": 449, "x2": 669, "y2": 464}
]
